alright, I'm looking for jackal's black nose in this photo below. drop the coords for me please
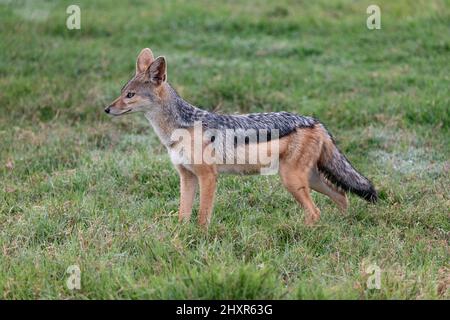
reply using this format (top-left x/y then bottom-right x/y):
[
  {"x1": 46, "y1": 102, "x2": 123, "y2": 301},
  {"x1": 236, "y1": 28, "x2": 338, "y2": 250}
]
[{"x1": 104, "y1": 107, "x2": 110, "y2": 114}]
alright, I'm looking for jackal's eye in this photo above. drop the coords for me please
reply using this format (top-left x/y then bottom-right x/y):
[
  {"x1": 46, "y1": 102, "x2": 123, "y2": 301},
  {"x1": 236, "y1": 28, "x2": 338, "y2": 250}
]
[{"x1": 126, "y1": 92, "x2": 135, "y2": 99}]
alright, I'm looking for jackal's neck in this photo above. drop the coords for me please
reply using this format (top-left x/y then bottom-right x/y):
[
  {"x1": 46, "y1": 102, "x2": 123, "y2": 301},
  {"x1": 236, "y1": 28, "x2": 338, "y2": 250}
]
[{"x1": 144, "y1": 83, "x2": 206, "y2": 146}]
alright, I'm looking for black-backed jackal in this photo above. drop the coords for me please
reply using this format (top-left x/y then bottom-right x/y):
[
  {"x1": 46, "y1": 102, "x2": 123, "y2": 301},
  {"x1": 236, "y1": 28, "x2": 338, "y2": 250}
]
[{"x1": 105, "y1": 48, "x2": 377, "y2": 228}]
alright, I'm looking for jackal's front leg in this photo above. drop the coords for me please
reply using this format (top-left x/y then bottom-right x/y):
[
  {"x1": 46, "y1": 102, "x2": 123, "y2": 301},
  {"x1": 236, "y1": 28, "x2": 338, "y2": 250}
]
[
  {"x1": 194, "y1": 165, "x2": 217, "y2": 228},
  {"x1": 176, "y1": 165, "x2": 198, "y2": 222}
]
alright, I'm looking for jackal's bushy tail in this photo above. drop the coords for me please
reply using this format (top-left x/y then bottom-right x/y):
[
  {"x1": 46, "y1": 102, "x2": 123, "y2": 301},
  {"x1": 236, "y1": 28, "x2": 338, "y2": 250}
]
[{"x1": 317, "y1": 125, "x2": 378, "y2": 202}]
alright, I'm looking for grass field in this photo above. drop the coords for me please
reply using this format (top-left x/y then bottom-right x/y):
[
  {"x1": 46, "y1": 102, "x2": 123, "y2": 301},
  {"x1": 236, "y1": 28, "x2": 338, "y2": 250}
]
[{"x1": 0, "y1": 0, "x2": 449, "y2": 299}]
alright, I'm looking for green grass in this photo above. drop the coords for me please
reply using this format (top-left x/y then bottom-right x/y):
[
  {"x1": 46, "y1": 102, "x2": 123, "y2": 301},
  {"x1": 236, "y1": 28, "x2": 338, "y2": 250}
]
[{"x1": 0, "y1": 0, "x2": 449, "y2": 299}]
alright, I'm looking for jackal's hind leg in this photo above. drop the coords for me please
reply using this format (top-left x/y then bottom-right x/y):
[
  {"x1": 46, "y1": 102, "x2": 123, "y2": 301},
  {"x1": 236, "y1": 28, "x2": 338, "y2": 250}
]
[
  {"x1": 309, "y1": 168, "x2": 348, "y2": 212},
  {"x1": 279, "y1": 162, "x2": 320, "y2": 226}
]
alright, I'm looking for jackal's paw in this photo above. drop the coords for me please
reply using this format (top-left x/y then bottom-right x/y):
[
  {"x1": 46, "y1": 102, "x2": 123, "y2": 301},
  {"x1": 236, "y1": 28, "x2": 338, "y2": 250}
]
[
  {"x1": 198, "y1": 220, "x2": 210, "y2": 231},
  {"x1": 337, "y1": 194, "x2": 349, "y2": 213},
  {"x1": 178, "y1": 213, "x2": 191, "y2": 223},
  {"x1": 197, "y1": 213, "x2": 211, "y2": 228},
  {"x1": 305, "y1": 211, "x2": 321, "y2": 226}
]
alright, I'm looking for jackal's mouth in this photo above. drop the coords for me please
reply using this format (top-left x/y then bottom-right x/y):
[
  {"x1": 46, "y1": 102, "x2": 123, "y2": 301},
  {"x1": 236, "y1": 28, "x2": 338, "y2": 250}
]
[
  {"x1": 119, "y1": 109, "x2": 132, "y2": 115},
  {"x1": 110, "y1": 109, "x2": 132, "y2": 116}
]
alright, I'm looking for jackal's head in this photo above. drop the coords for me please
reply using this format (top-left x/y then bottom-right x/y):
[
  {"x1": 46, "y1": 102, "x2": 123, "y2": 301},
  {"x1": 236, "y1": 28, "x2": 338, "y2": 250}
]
[{"x1": 105, "y1": 48, "x2": 167, "y2": 116}]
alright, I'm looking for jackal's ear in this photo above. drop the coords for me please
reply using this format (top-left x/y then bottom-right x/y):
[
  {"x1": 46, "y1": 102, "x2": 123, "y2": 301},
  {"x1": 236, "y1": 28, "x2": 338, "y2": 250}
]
[
  {"x1": 148, "y1": 56, "x2": 167, "y2": 85},
  {"x1": 136, "y1": 48, "x2": 154, "y2": 74}
]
